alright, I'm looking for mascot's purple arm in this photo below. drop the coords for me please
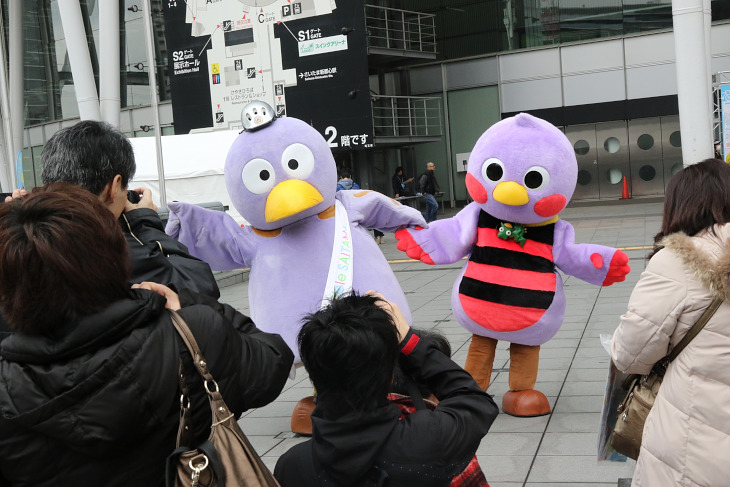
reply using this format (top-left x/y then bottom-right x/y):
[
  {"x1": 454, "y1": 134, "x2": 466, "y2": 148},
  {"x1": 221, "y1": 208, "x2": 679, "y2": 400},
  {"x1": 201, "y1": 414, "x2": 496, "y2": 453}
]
[
  {"x1": 399, "y1": 201, "x2": 623, "y2": 284},
  {"x1": 166, "y1": 190, "x2": 426, "y2": 361}
]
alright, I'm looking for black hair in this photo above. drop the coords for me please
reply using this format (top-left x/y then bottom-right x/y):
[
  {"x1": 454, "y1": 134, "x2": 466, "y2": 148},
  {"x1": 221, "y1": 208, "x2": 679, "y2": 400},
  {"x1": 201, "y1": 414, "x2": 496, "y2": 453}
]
[
  {"x1": 298, "y1": 292, "x2": 400, "y2": 419},
  {"x1": 339, "y1": 170, "x2": 352, "y2": 179},
  {"x1": 40, "y1": 120, "x2": 137, "y2": 196}
]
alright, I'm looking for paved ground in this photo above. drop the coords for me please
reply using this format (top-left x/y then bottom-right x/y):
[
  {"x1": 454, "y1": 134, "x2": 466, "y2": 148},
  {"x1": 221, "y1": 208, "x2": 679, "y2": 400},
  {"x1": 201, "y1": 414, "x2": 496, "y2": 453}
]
[{"x1": 216, "y1": 198, "x2": 664, "y2": 486}]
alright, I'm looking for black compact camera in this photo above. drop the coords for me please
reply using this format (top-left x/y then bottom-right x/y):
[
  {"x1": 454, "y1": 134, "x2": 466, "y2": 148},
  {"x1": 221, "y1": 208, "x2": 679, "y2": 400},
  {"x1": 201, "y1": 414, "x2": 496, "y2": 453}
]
[{"x1": 127, "y1": 190, "x2": 141, "y2": 203}]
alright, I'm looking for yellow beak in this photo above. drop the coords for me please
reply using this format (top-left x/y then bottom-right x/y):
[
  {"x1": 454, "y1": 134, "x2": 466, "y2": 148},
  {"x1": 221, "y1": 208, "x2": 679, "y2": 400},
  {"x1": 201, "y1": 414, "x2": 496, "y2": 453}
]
[
  {"x1": 265, "y1": 179, "x2": 324, "y2": 222},
  {"x1": 493, "y1": 181, "x2": 529, "y2": 206}
]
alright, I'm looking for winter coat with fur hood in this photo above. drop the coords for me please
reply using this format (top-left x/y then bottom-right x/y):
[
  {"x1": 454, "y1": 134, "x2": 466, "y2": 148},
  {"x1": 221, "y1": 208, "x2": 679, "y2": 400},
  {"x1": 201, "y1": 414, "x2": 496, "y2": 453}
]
[{"x1": 611, "y1": 223, "x2": 730, "y2": 487}]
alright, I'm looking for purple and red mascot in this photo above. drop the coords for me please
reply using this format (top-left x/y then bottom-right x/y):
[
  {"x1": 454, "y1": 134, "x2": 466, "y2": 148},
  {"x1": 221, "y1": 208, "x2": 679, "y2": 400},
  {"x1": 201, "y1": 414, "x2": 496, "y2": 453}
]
[{"x1": 397, "y1": 114, "x2": 630, "y2": 416}]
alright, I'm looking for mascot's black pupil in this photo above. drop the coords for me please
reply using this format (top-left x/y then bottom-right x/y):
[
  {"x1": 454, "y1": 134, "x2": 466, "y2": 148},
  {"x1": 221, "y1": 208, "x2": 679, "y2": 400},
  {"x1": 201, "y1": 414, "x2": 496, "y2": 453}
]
[
  {"x1": 288, "y1": 159, "x2": 299, "y2": 170},
  {"x1": 524, "y1": 171, "x2": 543, "y2": 189},
  {"x1": 260, "y1": 170, "x2": 270, "y2": 181},
  {"x1": 486, "y1": 163, "x2": 503, "y2": 181}
]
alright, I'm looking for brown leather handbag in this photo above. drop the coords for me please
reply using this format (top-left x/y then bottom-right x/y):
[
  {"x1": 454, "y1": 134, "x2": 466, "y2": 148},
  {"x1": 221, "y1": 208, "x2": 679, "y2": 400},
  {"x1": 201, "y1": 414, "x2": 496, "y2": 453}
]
[
  {"x1": 611, "y1": 297, "x2": 722, "y2": 460},
  {"x1": 165, "y1": 310, "x2": 280, "y2": 487}
]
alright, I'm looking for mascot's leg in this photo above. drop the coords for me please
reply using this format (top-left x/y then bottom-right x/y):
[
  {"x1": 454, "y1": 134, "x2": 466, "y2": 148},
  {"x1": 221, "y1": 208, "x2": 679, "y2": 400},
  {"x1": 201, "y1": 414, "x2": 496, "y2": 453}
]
[
  {"x1": 502, "y1": 343, "x2": 551, "y2": 417},
  {"x1": 464, "y1": 334, "x2": 498, "y2": 391}
]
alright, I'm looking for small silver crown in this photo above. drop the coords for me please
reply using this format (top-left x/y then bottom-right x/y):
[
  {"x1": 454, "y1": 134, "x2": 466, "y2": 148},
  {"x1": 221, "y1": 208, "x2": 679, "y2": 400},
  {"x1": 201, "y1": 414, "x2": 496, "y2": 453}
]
[{"x1": 240, "y1": 101, "x2": 276, "y2": 131}]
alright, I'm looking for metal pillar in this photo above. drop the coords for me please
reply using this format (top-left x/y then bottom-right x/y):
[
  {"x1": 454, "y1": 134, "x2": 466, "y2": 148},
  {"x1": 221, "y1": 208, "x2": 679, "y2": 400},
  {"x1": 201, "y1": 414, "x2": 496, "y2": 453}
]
[
  {"x1": 58, "y1": 0, "x2": 101, "y2": 121},
  {"x1": 441, "y1": 64, "x2": 455, "y2": 208},
  {"x1": 672, "y1": 0, "x2": 714, "y2": 165},
  {"x1": 0, "y1": 15, "x2": 15, "y2": 191},
  {"x1": 99, "y1": 0, "x2": 121, "y2": 127},
  {"x1": 8, "y1": 0, "x2": 23, "y2": 189},
  {"x1": 142, "y1": 0, "x2": 167, "y2": 206}
]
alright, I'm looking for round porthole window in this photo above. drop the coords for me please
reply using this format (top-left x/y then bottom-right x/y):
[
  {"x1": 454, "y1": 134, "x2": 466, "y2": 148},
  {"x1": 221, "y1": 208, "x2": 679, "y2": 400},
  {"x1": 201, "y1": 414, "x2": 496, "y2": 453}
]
[
  {"x1": 577, "y1": 170, "x2": 592, "y2": 186},
  {"x1": 608, "y1": 168, "x2": 623, "y2": 184},
  {"x1": 639, "y1": 165, "x2": 656, "y2": 181},
  {"x1": 637, "y1": 134, "x2": 654, "y2": 150},
  {"x1": 604, "y1": 137, "x2": 621, "y2": 154},
  {"x1": 671, "y1": 162, "x2": 683, "y2": 175},
  {"x1": 574, "y1": 139, "x2": 590, "y2": 155},
  {"x1": 669, "y1": 131, "x2": 682, "y2": 148}
]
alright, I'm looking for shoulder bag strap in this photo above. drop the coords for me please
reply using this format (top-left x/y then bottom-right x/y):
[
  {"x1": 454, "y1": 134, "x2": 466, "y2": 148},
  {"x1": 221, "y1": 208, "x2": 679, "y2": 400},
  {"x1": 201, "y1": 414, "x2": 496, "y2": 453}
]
[
  {"x1": 169, "y1": 309, "x2": 216, "y2": 383},
  {"x1": 660, "y1": 297, "x2": 723, "y2": 368}
]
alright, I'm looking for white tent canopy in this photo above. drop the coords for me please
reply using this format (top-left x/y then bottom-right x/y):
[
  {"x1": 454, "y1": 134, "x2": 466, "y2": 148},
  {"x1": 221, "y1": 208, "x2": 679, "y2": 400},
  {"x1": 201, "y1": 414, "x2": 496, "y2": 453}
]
[{"x1": 128, "y1": 130, "x2": 246, "y2": 224}]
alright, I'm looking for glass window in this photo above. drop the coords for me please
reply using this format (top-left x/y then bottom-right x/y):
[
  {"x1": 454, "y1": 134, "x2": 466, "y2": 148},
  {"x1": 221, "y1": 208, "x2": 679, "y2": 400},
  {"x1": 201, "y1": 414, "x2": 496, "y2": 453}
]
[
  {"x1": 637, "y1": 134, "x2": 654, "y2": 150},
  {"x1": 639, "y1": 165, "x2": 656, "y2": 181},
  {"x1": 604, "y1": 137, "x2": 621, "y2": 153},
  {"x1": 577, "y1": 169, "x2": 592, "y2": 185},
  {"x1": 574, "y1": 139, "x2": 590, "y2": 155},
  {"x1": 669, "y1": 131, "x2": 682, "y2": 148},
  {"x1": 607, "y1": 168, "x2": 623, "y2": 184}
]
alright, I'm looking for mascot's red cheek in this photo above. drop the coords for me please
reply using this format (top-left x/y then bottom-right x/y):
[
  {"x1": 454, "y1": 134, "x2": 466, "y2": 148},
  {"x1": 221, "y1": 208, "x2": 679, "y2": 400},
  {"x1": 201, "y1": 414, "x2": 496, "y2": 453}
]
[
  {"x1": 534, "y1": 194, "x2": 567, "y2": 217},
  {"x1": 466, "y1": 173, "x2": 488, "y2": 204}
]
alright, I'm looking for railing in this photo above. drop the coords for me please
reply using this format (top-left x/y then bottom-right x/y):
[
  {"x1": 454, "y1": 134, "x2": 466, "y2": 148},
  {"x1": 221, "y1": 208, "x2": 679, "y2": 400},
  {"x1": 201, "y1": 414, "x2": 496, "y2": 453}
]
[
  {"x1": 364, "y1": 5, "x2": 437, "y2": 54},
  {"x1": 371, "y1": 95, "x2": 442, "y2": 138}
]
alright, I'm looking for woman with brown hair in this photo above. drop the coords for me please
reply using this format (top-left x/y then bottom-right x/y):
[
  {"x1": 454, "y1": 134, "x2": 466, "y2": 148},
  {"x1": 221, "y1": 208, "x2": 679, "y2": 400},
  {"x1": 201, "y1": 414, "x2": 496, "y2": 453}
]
[
  {"x1": 0, "y1": 184, "x2": 293, "y2": 486},
  {"x1": 611, "y1": 159, "x2": 730, "y2": 486}
]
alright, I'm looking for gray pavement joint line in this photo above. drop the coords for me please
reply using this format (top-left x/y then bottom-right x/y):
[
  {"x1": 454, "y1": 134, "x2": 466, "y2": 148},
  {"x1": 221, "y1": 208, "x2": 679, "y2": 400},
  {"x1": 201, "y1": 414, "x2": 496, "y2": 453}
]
[{"x1": 518, "y1": 287, "x2": 602, "y2": 486}]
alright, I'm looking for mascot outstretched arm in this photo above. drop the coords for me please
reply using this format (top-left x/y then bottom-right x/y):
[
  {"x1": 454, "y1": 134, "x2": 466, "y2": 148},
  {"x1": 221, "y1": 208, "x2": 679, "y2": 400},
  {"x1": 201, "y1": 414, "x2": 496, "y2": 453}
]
[{"x1": 396, "y1": 113, "x2": 630, "y2": 417}]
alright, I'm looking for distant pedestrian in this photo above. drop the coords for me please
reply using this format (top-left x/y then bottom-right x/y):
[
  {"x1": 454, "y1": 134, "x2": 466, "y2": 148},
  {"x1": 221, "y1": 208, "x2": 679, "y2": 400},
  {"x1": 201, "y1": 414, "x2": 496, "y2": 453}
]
[
  {"x1": 392, "y1": 166, "x2": 414, "y2": 198},
  {"x1": 611, "y1": 158, "x2": 730, "y2": 487},
  {"x1": 336, "y1": 170, "x2": 360, "y2": 191},
  {"x1": 418, "y1": 161, "x2": 440, "y2": 223}
]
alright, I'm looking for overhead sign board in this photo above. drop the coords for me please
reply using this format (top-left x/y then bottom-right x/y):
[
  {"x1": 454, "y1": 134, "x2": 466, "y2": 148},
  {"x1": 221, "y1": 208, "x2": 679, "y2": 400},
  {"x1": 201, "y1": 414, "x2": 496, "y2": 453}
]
[{"x1": 162, "y1": 0, "x2": 372, "y2": 151}]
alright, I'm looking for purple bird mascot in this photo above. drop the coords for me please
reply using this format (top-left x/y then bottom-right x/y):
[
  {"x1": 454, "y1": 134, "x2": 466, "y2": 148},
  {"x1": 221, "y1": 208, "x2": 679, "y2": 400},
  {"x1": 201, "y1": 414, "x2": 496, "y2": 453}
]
[
  {"x1": 166, "y1": 101, "x2": 426, "y2": 431},
  {"x1": 396, "y1": 114, "x2": 630, "y2": 417}
]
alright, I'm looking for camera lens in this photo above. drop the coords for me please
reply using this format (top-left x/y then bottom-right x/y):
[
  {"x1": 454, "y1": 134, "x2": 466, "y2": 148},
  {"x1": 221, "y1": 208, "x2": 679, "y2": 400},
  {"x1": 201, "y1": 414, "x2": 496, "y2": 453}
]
[{"x1": 127, "y1": 190, "x2": 141, "y2": 203}]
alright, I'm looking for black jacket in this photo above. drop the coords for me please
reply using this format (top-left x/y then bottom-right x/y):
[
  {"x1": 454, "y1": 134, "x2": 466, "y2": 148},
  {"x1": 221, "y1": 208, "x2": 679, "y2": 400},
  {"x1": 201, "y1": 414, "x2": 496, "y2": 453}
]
[
  {"x1": 0, "y1": 288, "x2": 293, "y2": 487},
  {"x1": 418, "y1": 171, "x2": 439, "y2": 195},
  {"x1": 0, "y1": 209, "x2": 220, "y2": 345},
  {"x1": 121, "y1": 208, "x2": 220, "y2": 298},
  {"x1": 274, "y1": 330, "x2": 498, "y2": 487}
]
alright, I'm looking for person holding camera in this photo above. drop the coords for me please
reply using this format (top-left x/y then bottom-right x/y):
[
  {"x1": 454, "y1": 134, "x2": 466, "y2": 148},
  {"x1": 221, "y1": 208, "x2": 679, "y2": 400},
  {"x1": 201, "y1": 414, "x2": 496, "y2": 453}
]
[
  {"x1": 39, "y1": 120, "x2": 219, "y2": 298},
  {"x1": 0, "y1": 184, "x2": 293, "y2": 486},
  {"x1": 274, "y1": 292, "x2": 498, "y2": 487}
]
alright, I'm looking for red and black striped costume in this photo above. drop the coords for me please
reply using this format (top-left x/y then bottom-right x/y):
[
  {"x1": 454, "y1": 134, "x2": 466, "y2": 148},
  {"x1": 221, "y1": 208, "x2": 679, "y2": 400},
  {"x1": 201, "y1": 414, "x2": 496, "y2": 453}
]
[{"x1": 458, "y1": 211, "x2": 557, "y2": 332}]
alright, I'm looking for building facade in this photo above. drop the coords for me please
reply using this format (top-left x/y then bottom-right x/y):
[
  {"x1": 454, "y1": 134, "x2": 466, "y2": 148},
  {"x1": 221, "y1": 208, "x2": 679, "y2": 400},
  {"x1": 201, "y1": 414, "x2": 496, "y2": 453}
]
[{"x1": 2, "y1": 0, "x2": 730, "y2": 203}]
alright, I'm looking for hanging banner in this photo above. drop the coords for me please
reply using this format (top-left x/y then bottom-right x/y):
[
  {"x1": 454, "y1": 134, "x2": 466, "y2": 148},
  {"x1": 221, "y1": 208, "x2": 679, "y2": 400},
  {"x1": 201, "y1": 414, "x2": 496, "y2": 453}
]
[
  {"x1": 721, "y1": 84, "x2": 730, "y2": 163},
  {"x1": 161, "y1": 0, "x2": 372, "y2": 151}
]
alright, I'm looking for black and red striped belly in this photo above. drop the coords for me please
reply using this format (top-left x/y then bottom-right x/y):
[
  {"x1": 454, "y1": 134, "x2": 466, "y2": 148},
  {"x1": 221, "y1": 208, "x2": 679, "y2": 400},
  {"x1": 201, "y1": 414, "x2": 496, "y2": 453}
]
[{"x1": 458, "y1": 211, "x2": 556, "y2": 332}]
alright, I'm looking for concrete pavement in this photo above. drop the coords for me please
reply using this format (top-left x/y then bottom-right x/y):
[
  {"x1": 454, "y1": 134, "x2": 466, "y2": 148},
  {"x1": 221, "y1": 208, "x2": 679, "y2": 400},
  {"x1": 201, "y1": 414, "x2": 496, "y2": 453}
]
[{"x1": 216, "y1": 198, "x2": 663, "y2": 486}]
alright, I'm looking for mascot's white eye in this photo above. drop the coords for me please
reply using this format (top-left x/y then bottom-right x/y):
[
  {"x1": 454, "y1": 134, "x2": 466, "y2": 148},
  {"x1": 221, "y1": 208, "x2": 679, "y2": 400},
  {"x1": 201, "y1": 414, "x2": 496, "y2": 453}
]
[
  {"x1": 482, "y1": 158, "x2": 506, "y2": 183},
  {"x1": 281, "y1": 143, "x2": 315, "y2": 180},
  {"x1": 523, "y1": 166, "x2": 550, "y2": 191},
  {"x1": 241, "y1": 158, "x2": 276, "y2": 195}
]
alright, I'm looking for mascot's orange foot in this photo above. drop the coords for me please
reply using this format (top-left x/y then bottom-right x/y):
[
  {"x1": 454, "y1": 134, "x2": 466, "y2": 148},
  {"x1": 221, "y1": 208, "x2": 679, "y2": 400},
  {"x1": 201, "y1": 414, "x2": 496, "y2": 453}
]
[
  {"x1": 502, "y1": 390, "x2": 551, "y2": 417},
  {"x1": 291, "y1": 396, "x2": 316, "y2": 435}
]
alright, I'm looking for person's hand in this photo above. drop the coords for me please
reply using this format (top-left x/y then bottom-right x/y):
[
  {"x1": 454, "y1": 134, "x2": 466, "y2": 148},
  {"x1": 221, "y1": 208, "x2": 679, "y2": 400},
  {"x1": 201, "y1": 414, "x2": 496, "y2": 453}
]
[
  {"x1": 132, "y1": 281, "x2": 181, "y2": 310},
  {"x1": 368, "y1": 291, "x2": 410, "y2": 341},
  {"x1": 125, "y1": 188, "x2": 158, "y2": 212},
  {"x1": 4, "y1": 188, "x2": 27, "y2": 202}
]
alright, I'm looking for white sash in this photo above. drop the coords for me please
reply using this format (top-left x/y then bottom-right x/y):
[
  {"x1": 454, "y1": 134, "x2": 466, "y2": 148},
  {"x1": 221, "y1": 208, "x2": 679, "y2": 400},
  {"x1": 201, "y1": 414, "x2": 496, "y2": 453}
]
[{"x1": 322, "y1": 199, "x2": 353, "y2": 306}]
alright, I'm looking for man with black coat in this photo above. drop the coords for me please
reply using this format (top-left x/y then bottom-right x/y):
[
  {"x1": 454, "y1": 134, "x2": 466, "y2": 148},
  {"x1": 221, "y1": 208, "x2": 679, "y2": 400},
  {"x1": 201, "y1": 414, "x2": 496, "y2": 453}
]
[
  {"x1": 274, "y1": 293, "x2": 498, "y2": 487},
  {"x1": 39, "y1": 120, "x2": 219, "y2": 298},
  {"x1": 418, "y1": 161, "x2": 440, "y2": 223}
]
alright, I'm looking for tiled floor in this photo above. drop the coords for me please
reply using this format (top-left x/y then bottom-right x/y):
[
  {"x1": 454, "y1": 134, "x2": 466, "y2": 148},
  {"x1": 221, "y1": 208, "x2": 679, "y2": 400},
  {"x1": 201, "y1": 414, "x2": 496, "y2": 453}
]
[{"x1": 217, "y1": 198, "x2": 663, "y2": 486}]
